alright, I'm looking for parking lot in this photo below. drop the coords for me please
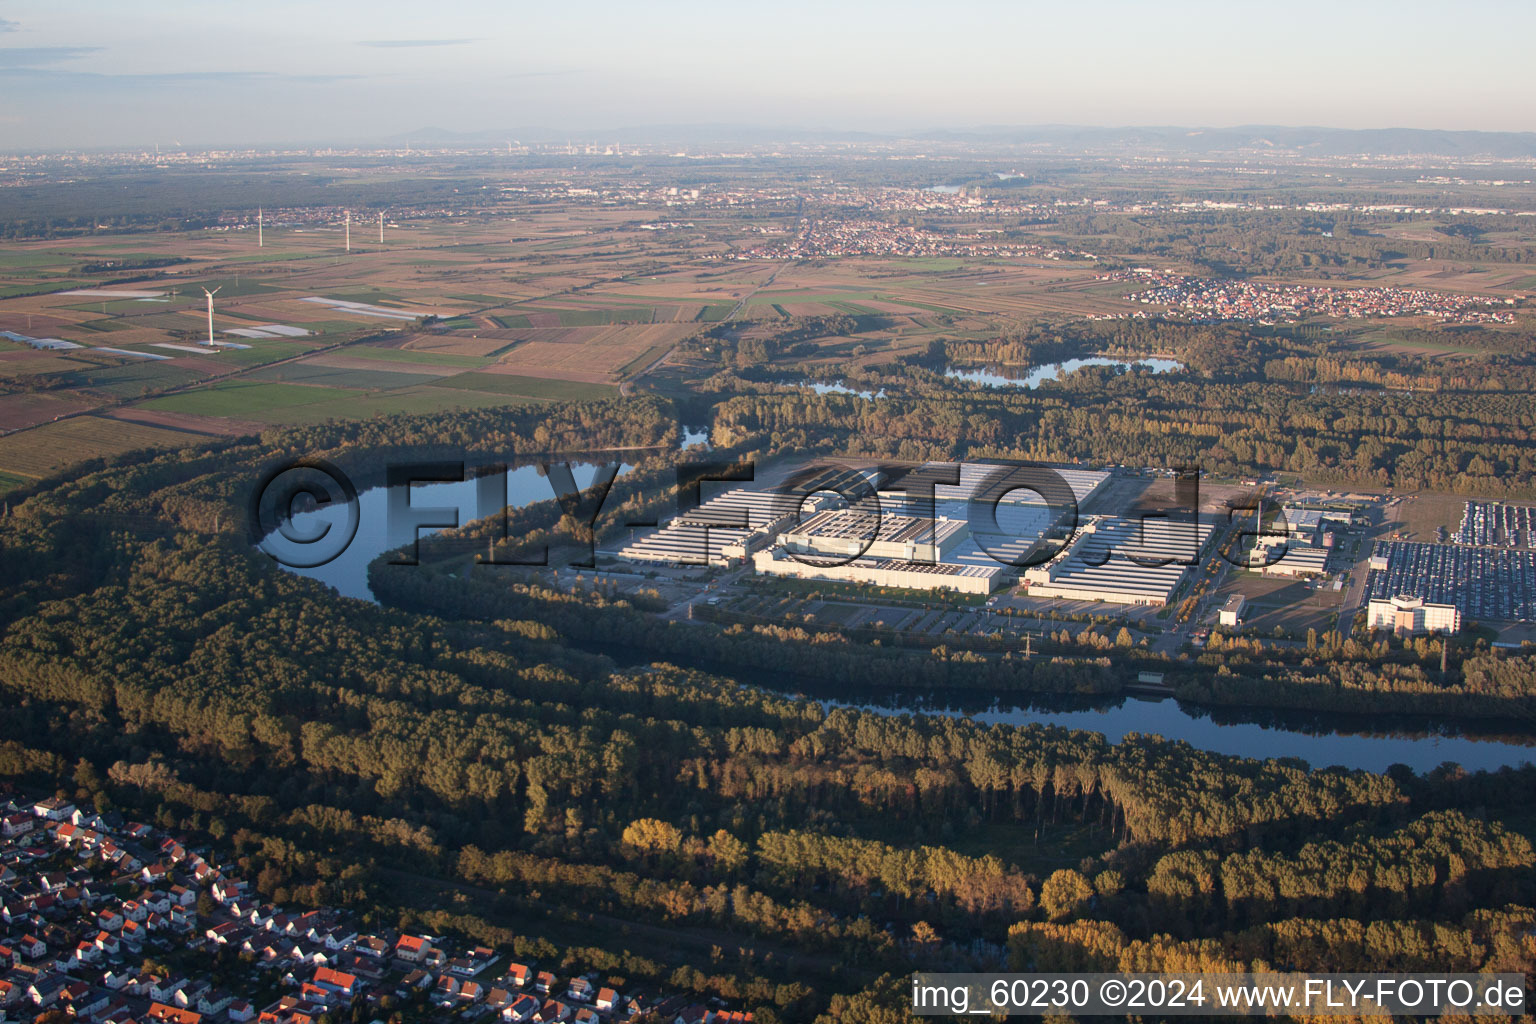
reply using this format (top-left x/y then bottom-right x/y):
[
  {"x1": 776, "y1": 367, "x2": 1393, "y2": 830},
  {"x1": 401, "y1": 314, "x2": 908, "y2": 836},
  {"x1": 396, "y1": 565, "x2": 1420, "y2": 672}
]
[
  {"x1": 1456, "y1": 500, "x2": 1536, "y2": 548},
  {"x1": 1368, "y1": 540, "x2": 1536, "y2": 621}
]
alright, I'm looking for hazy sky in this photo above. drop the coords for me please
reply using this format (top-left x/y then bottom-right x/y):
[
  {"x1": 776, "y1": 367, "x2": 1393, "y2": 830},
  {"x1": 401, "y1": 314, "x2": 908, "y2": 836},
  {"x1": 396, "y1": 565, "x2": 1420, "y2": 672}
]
[{"x1": 1, "y1": 0, "x2": 1532, "y2": 149}]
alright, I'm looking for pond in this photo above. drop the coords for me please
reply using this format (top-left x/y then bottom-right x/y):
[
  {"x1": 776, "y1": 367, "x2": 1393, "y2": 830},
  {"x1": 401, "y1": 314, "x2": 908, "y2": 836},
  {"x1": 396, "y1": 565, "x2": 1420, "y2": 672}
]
[
  {"x1": 792, "y1": 380, "x2": 887, "y2": 399},
  {"x1": 947, "y1": 357, "x2": 1184, "y2": 389}
]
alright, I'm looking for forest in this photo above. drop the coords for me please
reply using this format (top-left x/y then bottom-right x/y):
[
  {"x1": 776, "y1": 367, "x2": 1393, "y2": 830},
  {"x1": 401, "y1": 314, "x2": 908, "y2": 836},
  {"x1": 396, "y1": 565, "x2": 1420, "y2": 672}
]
[{"x1": 697, "y1": 317, "x2": 1536, "y2": 497}]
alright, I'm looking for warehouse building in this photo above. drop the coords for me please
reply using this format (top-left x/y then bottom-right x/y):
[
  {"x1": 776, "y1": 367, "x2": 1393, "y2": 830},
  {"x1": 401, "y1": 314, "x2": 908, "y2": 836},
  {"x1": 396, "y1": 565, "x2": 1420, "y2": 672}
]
[
  {"x1": 754, "y1": 507, "x2": 1003, "y2": 593},
  {"x1": 1367, "y1": 594, "x2": 1461, "y2": 636},
  {"x1": 1021, "y1": 516, "x2": 1214, "y2": 606},
  {"x1": 611, "y1": 460, "x2": 1109, "y2": 582},
  {"x1": 752, "y1": 546, "x2": 1005, "y2": 595},
  {"x1": 1257, "y1": 539, "x2": 1330, "y2": 578},
  {"x1": 1277, "y1": 507, "x2": 1324, "y2": 544},
  {"x1": 613, "y1": 488, "x2": 802, "y2": 566},
  {"x1": 780, "y1": 508, "x2": 968, "y2": 563}
]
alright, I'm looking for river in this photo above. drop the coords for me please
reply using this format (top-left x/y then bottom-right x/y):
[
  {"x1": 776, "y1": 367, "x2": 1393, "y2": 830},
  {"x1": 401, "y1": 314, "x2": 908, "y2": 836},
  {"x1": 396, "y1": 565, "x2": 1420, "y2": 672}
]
[
  {"x1": 259, "y1": 462, "x2": 632, "y2": 601},
  {"x1": 812, "y1": 689, "x2": 1534, "y2": 775}
]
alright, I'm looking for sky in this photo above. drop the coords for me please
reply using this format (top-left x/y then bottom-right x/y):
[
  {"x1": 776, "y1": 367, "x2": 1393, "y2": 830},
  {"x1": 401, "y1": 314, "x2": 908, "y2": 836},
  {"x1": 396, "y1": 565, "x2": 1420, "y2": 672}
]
[{"x1": 0, "y1": 0, "x2": 1532, "y2": 150}]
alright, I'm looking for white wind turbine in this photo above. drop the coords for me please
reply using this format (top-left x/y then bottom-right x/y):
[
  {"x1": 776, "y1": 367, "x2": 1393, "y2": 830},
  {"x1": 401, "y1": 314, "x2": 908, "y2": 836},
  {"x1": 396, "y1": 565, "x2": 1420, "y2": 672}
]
[{"x1": 202, "y1": 286, "x2": 221, "y2": 346}]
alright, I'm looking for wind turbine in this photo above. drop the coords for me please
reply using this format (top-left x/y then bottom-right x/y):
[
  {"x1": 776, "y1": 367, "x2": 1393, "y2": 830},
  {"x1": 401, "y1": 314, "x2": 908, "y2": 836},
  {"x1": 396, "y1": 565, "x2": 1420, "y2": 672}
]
[
  {"x1": 345, "y1": 210, "x2": 351, "y2": 252},
  {"x1": 258, "y1": 207, "x2": 263, "y2": 248},
  {"x1": 202, "y1": 286, "x2": 221, "y2": 346},
  {"x1": 379, "y1": 208, "x2": 385, "y2": 245}
]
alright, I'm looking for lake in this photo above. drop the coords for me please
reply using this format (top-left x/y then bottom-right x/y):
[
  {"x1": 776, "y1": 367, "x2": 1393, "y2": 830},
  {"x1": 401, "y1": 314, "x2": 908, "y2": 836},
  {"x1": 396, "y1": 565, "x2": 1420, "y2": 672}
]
[
  {"x1": 795, "y1": 380, "x2": 887, "y2": 399},
  {"x1": 947, "y1": 357, "x2": 1184, "y2": 389},
  {"x1": 258, "y1": 462, "x2": 632, "y2": 601}
]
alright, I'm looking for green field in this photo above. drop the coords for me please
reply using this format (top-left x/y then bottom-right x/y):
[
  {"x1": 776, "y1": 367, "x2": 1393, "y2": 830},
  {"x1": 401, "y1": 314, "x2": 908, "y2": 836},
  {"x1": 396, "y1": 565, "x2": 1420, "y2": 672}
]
[
  {"x1": 433, "y1": 371, "x2": 614, "y2": 401},
  {"x1": 237, "y1": 384, "x2": 539, "y2": 423},
  {"x1": 554, "y1": 307, "x2": 657, "y2": 326},
  {"x1": 447, "y1": 293, "x2": 515, "y2": 304},
  {"x1": 50, "y1": 360, "x2": 206, "y2": 399},
  {"x1": 141, "y1": 380, "x2": 361, "y2": 418},
  {"x1": 250, "y1": 362, "x2": 448, "y2": 390},
  {"x1": 0, "y1": 416, "x2": 199, "y2": 478},
  {"x1": 0, "y1": 470, "x2": 33, "y2": 495}
]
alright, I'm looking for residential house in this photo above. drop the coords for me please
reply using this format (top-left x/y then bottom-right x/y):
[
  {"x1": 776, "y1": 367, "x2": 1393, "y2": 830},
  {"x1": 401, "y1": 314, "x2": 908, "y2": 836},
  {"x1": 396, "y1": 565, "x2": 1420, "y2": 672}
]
[
  {"x1": 150, "y1": 975, "x2": 190, "y2": 1003},
  {"x1": 32, "y1": 797, "x2": 74, "y2": 821},
  {"x1": 395, "y1": 934, "x2": 430, "y2": 962},
  {"x1": 27, "y1": 975, "x2": 68, "y2": 1008},
  {"x1": 146, "y1": 1002, "x2": 204, "y2": 1023},
  {"x1": 538, "y1": 998, "x2": 574, "y2": 1023},
  {"x1": 311, "y1": 966, "x2": 358, "y2": 1000},
  {"x1": 504, "y1": 993, "x2": 541, "y2": 1022}
]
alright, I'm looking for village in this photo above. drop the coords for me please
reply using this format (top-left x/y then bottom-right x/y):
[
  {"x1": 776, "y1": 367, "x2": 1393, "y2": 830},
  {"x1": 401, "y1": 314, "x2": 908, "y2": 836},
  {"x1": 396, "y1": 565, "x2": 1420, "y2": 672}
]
[
  {"x1": 1107, "y1": 269, "x2": 1518, "y2": 324},
  {"x1": 0, "y1": 792, "x2": 748, "y2": 1024}
]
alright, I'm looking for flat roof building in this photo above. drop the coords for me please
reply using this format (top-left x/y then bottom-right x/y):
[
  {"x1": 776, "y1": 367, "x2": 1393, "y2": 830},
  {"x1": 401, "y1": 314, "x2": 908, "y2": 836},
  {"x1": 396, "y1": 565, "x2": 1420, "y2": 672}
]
[
  {"x1": 1021, "y1": 516, "x2": 1213, "y2": 606},
  {"x1": 1277, "y1": 507, "x2": 1324, "y2": 544},
  {"x1": 752, "y1": 547, "x2": 1004, "y2": 596},
  {"x1": 612, "y1": 489, "x2": 802, "y2": 566},
  {"x1": 1259, "y1": 542, "x2": 1329, "y2": 578},
  {"x1": 1218, "y1": 594, "x2": 1245, "y2": 626},
  {"x1": 1367, "y1": 594, "x2": 1460, "y2": 635},
  {"x1": 780, "y1": 508, "x2": 968, "y2": 563}
]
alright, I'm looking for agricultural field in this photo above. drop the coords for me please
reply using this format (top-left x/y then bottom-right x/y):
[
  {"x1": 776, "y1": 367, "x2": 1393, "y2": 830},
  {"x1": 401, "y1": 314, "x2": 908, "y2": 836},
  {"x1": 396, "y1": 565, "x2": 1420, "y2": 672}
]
[
  {"x1": 3, "y1": 157, "x2": 1533, "y2": 488},
  {"x1": 0, "y1": 414, "x2": 201, "y2": 483}
]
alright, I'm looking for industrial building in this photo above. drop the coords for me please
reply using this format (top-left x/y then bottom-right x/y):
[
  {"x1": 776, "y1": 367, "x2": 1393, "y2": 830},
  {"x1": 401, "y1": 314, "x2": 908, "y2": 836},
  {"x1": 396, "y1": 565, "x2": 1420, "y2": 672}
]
[
  {"x1": 751, "y1": 546, "x2": 1005, "y2": 595},
  {"x1": 1218, "y1": 594, "x2": 1245, "y2": 626},
  {"x1": 779, "y1": 508, "x2": 968, "y2": 563},
  {"x1": 754, "y1": 507, "x2": 999, "y2": 593},
  {"x1": 610, "y1": 461, "x2": 1111, "y2": 595},
  {"x1": 1255, "y1": 536, "x2": 1330, "y2": 578},
  {"x1": 612, "y1": 488, "x2": 802, "y2": 566},
  {"x1": 1367, "y1": 595, "x2": 1461, "y2": 636},
  {"x1": 1021, "y1": 516, "x2": 1214, "y2": 606},
  {"x1": 1276, "y1": 507, "x2": 1324, "y2": 543}
]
